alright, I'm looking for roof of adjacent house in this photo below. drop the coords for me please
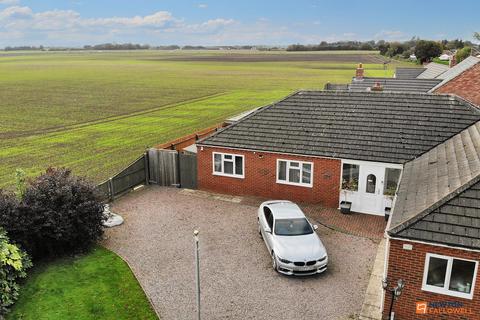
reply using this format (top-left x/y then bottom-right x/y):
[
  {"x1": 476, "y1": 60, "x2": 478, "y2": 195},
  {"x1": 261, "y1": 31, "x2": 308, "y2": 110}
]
[
  {"x1": 416, "y1": 62, "x2": 450, "y2": 79},
  {"x1": 199, "y1": 91, "x2": 480, "y2": 164},
  {"x1": 395, "y1": 67, "x2": 426, "y2": 79},
  {"x1": 388, "y1": 121, "x2": 480, "y2": 249},
  {"x1": 429, "y1": 56, "x2": 480, "y2": 92},
  {"x1": 349, "y1": 77, "x2": 441, "y2": 93}
]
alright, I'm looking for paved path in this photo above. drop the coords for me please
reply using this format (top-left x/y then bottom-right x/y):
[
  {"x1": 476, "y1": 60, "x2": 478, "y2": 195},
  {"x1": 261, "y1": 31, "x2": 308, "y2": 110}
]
[{"x1": 103, "y1": 186, "x2": 379, "y2": 320}]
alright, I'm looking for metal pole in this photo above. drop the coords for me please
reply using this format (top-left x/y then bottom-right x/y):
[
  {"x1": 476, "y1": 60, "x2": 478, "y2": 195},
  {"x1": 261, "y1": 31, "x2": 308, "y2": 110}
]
[
  {"x1": 194, "y1": 230, "x2": 200, "y2": 320},
  {"x1": 388, "y1": 290, "x2": 395, "y2": 320}
]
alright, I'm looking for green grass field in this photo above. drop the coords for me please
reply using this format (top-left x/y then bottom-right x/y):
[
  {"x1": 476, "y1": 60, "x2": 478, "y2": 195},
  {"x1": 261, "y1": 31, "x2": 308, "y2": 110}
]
[
  {"x1": 0, "y1": 50, "x2": 407, "y2": 187},
  {"x1": 7, "y1": 247, "x2": 158, "y2": 320}
]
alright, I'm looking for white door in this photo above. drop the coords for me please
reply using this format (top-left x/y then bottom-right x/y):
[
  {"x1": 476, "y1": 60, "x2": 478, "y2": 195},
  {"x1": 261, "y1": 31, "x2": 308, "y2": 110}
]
[{"x1": 356, "y1": 165, "x2": 385, "y2": 215}]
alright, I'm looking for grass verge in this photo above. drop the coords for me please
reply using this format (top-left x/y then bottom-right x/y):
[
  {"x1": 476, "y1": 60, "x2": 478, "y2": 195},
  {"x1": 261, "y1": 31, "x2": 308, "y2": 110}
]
[{"x1": 6, "y1": 246, "x2": 158, "y2": 320}]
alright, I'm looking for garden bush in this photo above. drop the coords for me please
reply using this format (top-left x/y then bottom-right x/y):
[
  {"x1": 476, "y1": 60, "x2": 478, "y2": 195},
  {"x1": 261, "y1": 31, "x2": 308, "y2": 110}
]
[
  {"x1": 0, "y1": 168, "x2": 105, "y2": 259},
  {"x1": 0, "y1": 228, "x2": 31, "y2": 316}
]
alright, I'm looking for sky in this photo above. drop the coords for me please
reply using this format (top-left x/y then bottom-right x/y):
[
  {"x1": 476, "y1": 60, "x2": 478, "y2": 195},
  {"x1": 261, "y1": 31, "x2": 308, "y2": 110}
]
[{"x1": 0, "y1": 0, "x2": 479, "y2": 47}]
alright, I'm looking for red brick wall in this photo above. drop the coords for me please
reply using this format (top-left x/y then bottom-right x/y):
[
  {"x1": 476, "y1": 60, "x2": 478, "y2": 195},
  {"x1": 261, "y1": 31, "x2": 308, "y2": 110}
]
[
  {"x1": 197, "y1": 146, "x2": 341, "y2": 207},
  {"x1": 384, "y1": 239, "x2": 480, "y2": 319},
  {"x1": 435, "y1": 63, "x2": 480, "y2": 107}
]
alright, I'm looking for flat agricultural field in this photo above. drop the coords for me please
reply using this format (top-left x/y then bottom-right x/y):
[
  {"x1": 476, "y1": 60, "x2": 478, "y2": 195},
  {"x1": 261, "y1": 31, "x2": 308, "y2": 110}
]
[{"x1": 0, "y1": 50, "x2": 407, "y2": 188}]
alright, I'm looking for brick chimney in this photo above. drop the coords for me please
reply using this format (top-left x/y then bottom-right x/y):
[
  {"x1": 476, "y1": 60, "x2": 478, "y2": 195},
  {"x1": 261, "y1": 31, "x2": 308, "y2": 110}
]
[
  {"x1": 371, "y1": 81, "x2": 383, "y2": 92},
  {"x1": 449, "y1": 55, "x2": 457, "y2": 68},
  {"x1": 355, "y1": 63, "x2": 364, "y2": 81}
]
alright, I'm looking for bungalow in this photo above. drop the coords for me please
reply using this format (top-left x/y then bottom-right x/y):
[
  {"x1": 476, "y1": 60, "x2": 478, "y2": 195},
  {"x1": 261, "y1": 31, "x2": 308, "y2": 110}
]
[
  {"x1": 384, "y1": 120, "x2": 480, "y2": 319},
  {"x1": 197, "y1": 90, "x2": 480, "y2": 216}
]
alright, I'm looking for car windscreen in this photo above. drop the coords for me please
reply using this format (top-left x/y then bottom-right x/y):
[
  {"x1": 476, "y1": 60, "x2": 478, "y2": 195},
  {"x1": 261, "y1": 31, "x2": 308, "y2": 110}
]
[{"x1": 274, "y1": 218, "x2": 313, "y2": 236}]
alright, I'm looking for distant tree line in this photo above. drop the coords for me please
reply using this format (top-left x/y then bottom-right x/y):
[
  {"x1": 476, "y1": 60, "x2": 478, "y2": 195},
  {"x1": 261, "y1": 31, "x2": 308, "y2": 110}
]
[
  {"x1": 287, "y1": 41, "x2": 377, "y2": 51},
  {"x1": 4, "y1": 45, "x2": 45, "y2": 51},
  {"x1": 83, "y1": 43, "x2": 151, "y2": 50}
]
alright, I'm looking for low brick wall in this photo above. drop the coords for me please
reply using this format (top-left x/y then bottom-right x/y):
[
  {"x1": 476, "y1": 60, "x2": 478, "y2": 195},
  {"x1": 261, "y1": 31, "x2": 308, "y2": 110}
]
[
  {"x1": 155, "y1": 125, "x2": 224, "y2": 151},
  {"x1": 197, "y1": 146, "x2": 341, "y2": 207},
  {"x1": 384, "y1": 239, "x2": 480, "y2": 319}
]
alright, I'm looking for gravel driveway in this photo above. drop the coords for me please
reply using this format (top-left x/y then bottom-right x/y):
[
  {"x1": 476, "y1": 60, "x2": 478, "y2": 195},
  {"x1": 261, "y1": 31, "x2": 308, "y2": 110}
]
[{"x1": 103, "y1": 186, "x2": 378, "y2": 320}]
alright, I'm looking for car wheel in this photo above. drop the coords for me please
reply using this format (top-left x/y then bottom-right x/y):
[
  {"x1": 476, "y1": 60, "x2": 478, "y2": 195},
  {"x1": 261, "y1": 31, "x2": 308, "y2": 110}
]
[{"x1": 271, "y1": 252, "x2": 278, "y2": 272}]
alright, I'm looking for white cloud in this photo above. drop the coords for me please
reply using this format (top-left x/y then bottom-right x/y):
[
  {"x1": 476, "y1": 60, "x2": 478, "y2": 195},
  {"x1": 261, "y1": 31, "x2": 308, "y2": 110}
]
[
  {"x1": 374, "y1": 30, "x2": 406, "y2": 41},
  {"x1": 197, "y1": 4, "x2": 208, "y2": 9},
  {"x1": 0, "y1": 0, "x2": 20, "y2": 5}
]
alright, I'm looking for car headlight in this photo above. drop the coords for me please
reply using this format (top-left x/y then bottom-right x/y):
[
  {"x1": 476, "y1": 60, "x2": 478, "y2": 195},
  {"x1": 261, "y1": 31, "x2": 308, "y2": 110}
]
[
  {"x1": 278, "y1": 257, "x2": 292, "y2": 264},
  {"x1": 317, "y1": 255, "x2": 327, "y2": 262}
]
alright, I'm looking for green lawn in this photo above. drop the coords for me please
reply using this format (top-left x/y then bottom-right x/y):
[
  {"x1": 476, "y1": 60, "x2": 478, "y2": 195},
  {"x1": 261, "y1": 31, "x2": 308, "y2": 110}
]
[
  {"x1": 0, "y1": 50, "x2": 409, "y2": 188},
  {"x1": 6, "y1": 247, "x2": 158, "y2": 320}
]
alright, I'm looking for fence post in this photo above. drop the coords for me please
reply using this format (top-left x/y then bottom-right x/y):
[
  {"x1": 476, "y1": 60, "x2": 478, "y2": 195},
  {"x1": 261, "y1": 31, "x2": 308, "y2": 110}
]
[
  {"x1": 108, "y1": 178, "x2": 114, "y2": 202},
  {"x1": 144, "y1": 152, "x2": 149, "y2": 186}
]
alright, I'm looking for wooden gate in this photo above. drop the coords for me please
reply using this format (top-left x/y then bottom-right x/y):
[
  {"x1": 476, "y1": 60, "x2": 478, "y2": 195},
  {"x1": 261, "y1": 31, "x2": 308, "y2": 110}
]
[
  {"x1": 179, "y1": 151, "x2": 197, "y2": 189},
  {"x1": 148, "y1": 148, "x2": 179, "y2": 186}
]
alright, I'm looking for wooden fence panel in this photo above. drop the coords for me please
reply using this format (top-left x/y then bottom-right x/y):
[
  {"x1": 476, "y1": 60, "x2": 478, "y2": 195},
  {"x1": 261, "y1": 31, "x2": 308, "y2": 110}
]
[
  {"x1": 97, "y1": 153, "x2": 147, "y2": 201},
  {"x1": 148, "y1": 148, "x2": 179, "y2": 186}
]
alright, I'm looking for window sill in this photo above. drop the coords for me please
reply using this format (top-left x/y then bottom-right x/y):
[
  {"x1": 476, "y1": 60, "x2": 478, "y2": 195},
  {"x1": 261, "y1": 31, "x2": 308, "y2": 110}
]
[
  {"x1": 276, "y1": 180, "x2": 312, "y2": 188},
  {"x1": 213, "y1": 172, "x2": 244, "y2": 179},
  {"x1": 421, "y1": 285, "x2": 474, "y2": 300}
]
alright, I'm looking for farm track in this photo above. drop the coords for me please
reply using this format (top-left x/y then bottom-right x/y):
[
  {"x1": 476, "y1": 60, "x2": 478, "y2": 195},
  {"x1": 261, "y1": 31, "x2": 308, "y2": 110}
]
[
  {"x1": 153, "y1": 53, "x2": 388, "y2": 63},
  {"x1": 0, "y1": 92, "x2": 226, "y2": 139}
]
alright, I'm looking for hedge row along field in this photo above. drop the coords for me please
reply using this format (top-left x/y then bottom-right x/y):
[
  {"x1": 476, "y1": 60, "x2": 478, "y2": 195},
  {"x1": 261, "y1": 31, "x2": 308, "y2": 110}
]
[{"x1": 0, "y1": 50, "x2": 406, "y2": 188}]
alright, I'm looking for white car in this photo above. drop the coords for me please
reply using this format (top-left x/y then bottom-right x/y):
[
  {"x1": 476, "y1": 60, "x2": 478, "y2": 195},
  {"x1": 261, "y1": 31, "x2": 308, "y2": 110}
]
[{"x1": 258, "y1": 200, "x2": 328, "y2": 276}]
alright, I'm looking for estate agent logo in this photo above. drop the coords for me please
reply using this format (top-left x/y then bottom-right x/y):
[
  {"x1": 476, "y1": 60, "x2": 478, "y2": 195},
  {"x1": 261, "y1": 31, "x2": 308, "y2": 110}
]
[{"x1": 416, "y1": 301, "x2": 473, "y2": 315}]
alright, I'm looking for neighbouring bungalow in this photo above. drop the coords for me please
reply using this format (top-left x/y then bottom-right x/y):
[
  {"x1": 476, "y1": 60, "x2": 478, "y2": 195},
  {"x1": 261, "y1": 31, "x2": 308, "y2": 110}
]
[
  {"x1": 384, "y1": 120, "x2": 480, "y2": 319},
  {"x1": 196, "y1": 90, "x2": 480, "y2": 217}
]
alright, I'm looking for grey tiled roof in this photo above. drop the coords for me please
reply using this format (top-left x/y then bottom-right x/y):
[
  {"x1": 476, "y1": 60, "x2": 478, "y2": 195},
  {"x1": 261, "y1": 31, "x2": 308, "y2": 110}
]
[
  {"x1": 199, "y1": 91, "x2": 480, "y2": 164},
  {"x1": 395, "y1": 68, "x2": 426, "y2": 79},
  {"x1": 429, "y1": 56, "x2": 480, "y2": 92},
  {"x1": 417, "y1": 62, "x2": 449, "y2": 79},
  {"x1": 389, "y1": 121, "x2": 480, "y2": 249},
  {"x1": 349, "y1": 77, "x2": 441, "y2": 93}
]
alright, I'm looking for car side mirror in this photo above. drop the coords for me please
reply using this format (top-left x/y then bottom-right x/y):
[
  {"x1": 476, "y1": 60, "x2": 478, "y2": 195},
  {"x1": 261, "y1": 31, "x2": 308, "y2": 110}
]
[
  {"x1": 264, "y1": 226, "x2": 271, "y2": 233},
  {"x1": 313, "y1": 224, "x2": 318, "y2": 230}
]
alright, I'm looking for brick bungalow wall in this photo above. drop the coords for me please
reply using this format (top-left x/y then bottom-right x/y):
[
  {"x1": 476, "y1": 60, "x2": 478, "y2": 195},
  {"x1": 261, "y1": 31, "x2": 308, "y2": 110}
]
[
  {"x1": 435, "y1": 63, "x2": 480, "y2": 107},
  {"x1": 197, "y1": 146, "x2": 341, "y2": 207},
  {"x1": 384, "y1": 239, "x2": 480, "y2": 319}
]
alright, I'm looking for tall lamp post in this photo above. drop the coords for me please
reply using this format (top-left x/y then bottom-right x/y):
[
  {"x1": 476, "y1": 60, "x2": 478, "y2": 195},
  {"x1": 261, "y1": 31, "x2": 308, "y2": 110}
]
[
  {"x1": 194, "y1": 230, "x2": 200, "y2": 320},
  {"x1": 382, "y1": 278, "x2": 405, "y2": 320}
]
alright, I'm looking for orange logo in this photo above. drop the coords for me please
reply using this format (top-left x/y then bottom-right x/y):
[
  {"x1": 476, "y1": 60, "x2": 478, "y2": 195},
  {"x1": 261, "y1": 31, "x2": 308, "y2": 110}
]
[{"x1": 416, "y1": 301, "x2": 428, "y2": 314}]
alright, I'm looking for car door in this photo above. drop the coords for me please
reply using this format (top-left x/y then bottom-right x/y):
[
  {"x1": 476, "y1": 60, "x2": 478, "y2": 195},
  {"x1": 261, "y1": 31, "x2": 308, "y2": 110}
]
[{"x1": 261, "y1": 207, "x2": 275, "y2": 252}]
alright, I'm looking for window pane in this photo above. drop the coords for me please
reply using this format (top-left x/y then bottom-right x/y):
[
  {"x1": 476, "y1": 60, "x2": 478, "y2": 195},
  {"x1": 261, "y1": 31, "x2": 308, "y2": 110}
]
[
  {"x1": 342, "y1": 164, "x2": 359, "y2": 191},
  {"x1": 426, "y1": 257, "x2": 448, "y2": 288},
  {"x1": 224, "y1": 155, "x2": 233, "y2": 160},
  {"x1": 366, "y1": 174, "x2": 376, "y2": 194},
  {"x1": 302, "y1": 163, "x2": 312, "y2": 184},
  {"x1": 384, "y1": 168, "x2": 401, "y2": 195},
  {"x1": 290, "y1": 162, "x2": 300, "y2": 168},
  {"x1": 449, "y1": 259, "x2": 476, "y2": 294},
  {"x1": 289, "y1": 168, "x2": 300, "y2": 183},
  {"x1": 235, "y1": 156, "x2": 243, "y2": 175},
  {"x1": 214, "y1": 154, "x2": 222, "y2": 172},
  {"x1": 278, "y1": 161, "x2": 287, "y2": 181},
  {"x1": 224, "y1": 161, "x2": 234, "y2": 174}
]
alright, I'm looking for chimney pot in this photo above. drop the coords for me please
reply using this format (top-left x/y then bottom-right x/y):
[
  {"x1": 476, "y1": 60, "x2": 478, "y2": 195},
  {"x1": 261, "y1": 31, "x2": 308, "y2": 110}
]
[
  {"x1": 449, "y1": 55, "x2": 457, "y2": 68},
  {"x1": 355, "y1": 63, "x2": 364, "y2": 81}
]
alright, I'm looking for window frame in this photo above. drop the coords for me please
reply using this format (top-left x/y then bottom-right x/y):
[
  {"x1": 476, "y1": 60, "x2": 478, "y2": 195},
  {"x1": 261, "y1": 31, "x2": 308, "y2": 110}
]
[
  {"x1": 212, "y1": 152, "x2": 245, "y2": 179},
  {"x1": 422, "y1": 253, "x2": 478, "y2": 299},
  {"x1": 276, "y1": 159, "x2": 314, "y2": 188}
]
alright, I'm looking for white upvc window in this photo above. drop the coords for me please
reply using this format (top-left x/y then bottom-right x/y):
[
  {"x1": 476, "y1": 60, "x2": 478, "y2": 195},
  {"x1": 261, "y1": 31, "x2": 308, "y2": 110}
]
[
  {"x1": 276, "y1": 159, "x2": 313, "y2": 187},
  {"x1": 422, "y1": 253, "x2": 478, "y2": 299},
  {"x1": 212, "y1": 152, "x2": 244, "y2": 178}
]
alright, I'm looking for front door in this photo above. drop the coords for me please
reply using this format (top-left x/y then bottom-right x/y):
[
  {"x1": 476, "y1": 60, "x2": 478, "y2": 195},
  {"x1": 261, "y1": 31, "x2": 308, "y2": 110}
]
[{"x1": 356, "y1": 165, "x2": 385, "y2": 215}]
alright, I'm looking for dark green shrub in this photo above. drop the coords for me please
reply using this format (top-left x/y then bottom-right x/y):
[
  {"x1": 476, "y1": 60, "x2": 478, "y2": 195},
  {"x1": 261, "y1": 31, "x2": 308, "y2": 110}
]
[
  {"x1": 415, "y1": 40, "x2": 443, "y2": 63},
  {"x1": 456, "y1": 46, "x2": 472, "y2": 63},
  {"x1": 0, "y1": 228, "x2": 31, "y2": 316},
  {"x1": 0, "y1": 168, "x2": 105, "y2": 259}
]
